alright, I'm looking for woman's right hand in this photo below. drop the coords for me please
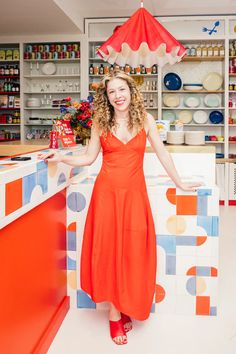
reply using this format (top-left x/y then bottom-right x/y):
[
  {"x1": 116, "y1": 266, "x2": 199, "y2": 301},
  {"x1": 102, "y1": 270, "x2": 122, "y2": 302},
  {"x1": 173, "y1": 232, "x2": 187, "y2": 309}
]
[{"x1": 37, "y1": 149, "x2": 62, "y2": 163}]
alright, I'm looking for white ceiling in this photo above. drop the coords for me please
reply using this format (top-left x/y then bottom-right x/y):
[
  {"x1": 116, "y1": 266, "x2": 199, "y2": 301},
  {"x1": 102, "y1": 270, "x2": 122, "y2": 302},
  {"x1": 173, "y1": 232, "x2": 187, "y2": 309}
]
[{"x1": 0, "y1": 0, "x2": 236, "y2": 36}]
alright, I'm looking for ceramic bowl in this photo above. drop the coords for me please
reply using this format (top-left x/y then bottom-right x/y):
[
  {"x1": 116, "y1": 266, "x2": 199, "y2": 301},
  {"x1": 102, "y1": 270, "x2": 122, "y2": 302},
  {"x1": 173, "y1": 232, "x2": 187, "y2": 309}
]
[
  {"x1": 42, "y1": 62, "x2": 57, "y2": 75},
  {"x1": 209, "y1": 110, "x2": 224, "y2": 124},
  {"x1": 163, "y1": 94, "x2": 180, "y2": 107},
  {"x1": 204, "y1": 94, "x2": 221, "y2": 107},
  {"x1": 164, "y1": 72, "x2": 182, "y2": 90},
  {"x1": 202, "y1": 72, "x2": 223, "y2": 91},
  {"x1": 183, "y1": 84, "x2": 203, "y2": 91},
  {"x1": 184, "y1": 95, "x2": 201, "y2": 108},
  {"x1": 193, "y1": 110, "x2": 208, "y2": 124},
  {"x1": 178, "y1": 110, "x2": 192, "y2": 124},
  {"x1": 167, "y1": 131, "x2": 185, "y2": 144},
  {"x1": 162, "y1": 110, "x2": 176, "y2": 123}
]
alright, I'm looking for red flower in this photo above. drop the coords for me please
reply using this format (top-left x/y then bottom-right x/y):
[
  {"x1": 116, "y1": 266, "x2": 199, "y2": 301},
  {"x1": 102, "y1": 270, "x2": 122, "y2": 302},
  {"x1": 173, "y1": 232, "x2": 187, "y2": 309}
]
[
  {"x1": 86, "y1": 120, "x2": 92, "y2": 128},
  {"x1": 64, "y1": 96, "x2": 72, "y2": 101},
  {"x1": 80, "y1": 102, "x2": 90, "y2": 111}
]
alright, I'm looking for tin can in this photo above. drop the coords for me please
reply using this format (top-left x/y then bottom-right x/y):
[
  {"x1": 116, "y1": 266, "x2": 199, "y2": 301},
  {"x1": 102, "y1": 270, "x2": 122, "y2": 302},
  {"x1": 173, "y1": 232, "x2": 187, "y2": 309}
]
[
  {"x1": 31, "y1": 52, "x2": 36, "y2": 60},
  {"x1": 70, "y1": 51, "x2": 76, "y2": 59},
  {"x1": 56, "y1": 44, "x2": 61, "y2": 52},
  {"x1": 58, "y1": 52, "x2": 63, "y2": 59},
  {"x1": 53, "y1": 52, "x2": 58, "y2": 59},
  {"x1": 27, "y1": 45, "x2": 33, "y2": 53},
  {"x1": 24, "y1": 52, "x2": 30, "y2": 59},
  {"x1": 229, "y1": 66, "x2": 235, "y2": 74},
  {"x1": 63, "y1": 51, "x2": 70, "y2": 59},
  {"x1": 33, "y1": 44, "x2": 38, "y2": 52},
  {"x1": 50, "y1": 44, "x2": 56, "y2": 52},
  {"x1": 38, "y1": 45, "x2": 44, "y2": 52},
  {"x1": 47, "y1": 52, "x2": 53, "y2": 59},
  {"x1": 72, "y1": 43, "x2": 79, "y2": 51},
  {"x1": 49, "y1": 130, "x2": 58, "y2": 149},
  {"x1": 41, "y1": 52, "x2": 47, "y2": 59},
  {"x1": 44, "y1": 45, "x2": 50, "y2": 52},
  {"x1": 61, "y1": 44, "x2": 67, "y2": 52},
  {"x1": 67, "y1": 44, "x2": 72, "y2": 52},
  {"x1": 233, "y1": 58, "x2": 236, "y2": 66},
  {"x1": 36, "y1": 52, "x2": 41, "y2": 59},
  {"x1": 75, "y1": 50, "x2": 80, "y2": 58}
]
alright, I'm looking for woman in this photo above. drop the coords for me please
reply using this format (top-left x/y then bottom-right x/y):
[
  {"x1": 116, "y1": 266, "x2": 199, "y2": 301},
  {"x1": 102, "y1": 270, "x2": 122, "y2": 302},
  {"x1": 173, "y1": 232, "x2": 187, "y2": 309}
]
[{"x1": 38, "y1": 70, "x2": 201, "y2": 345}]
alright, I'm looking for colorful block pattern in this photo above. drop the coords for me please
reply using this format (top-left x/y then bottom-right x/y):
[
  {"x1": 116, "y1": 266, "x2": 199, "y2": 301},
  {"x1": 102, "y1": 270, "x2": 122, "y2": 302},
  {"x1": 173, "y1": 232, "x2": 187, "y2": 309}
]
[{"x1": 66, "y1": 182, "x2": 219, "y2": 316}]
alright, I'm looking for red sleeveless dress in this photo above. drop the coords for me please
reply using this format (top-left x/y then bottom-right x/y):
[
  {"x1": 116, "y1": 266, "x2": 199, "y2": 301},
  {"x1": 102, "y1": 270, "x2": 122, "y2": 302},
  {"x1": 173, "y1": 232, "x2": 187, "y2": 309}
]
[{"x1": 80, "y1": 128, "x2": 156, "y2": 321}]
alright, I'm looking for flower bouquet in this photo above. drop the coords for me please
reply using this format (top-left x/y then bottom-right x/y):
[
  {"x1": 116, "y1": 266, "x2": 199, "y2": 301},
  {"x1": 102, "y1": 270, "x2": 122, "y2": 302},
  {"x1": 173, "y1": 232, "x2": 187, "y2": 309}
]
[{"x1": 57, "y1": 96, "x2": 93, "y2": 143}]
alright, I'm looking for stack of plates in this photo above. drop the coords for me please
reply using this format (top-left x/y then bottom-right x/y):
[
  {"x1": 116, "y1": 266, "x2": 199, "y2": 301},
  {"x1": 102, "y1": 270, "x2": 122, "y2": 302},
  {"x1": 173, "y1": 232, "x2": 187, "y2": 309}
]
[
  {"x1": 183, "y1": 84, "x2": 203, "y2": 91},
  {"x1": 185, "y1": 131, "x2": 205, "y2": 145},
  {"x1": 193, "y1": 110, "x2": 208, "y2": 124},
  {"x1": 167, "y1": 131, "x2": 185, "y2": 144}
]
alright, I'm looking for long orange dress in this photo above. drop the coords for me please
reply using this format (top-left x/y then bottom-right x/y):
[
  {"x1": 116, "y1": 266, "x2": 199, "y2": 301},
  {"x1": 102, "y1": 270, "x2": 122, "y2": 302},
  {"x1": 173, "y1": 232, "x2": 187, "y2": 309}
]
[{"x1": 80, "y1": 128, "x2": 157, "y2": 321}]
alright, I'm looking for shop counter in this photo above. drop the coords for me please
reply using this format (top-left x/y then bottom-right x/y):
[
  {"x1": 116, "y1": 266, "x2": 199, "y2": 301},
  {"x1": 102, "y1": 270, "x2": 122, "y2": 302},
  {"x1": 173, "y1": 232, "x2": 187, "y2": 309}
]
[
  {"x1": 0, "y1": 147, "x2": 87, "y2": 354},
  {"x1": 0, "y1": 140, "x2": 49, "y2": 158},
  {"x1": 66, "y1": 147, "x2": 219, "y2": 317}
]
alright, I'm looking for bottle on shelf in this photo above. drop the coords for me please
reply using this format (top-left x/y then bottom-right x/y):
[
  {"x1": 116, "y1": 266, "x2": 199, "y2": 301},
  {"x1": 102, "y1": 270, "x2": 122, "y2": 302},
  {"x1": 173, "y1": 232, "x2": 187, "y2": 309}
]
[
  {"x1": 152, "y1": 65, "x2": 157, "y2": 74},
  {"x1": 190, "y1": 45, "x2": 196, "y2": 56},
  {"x1": 208, "y1": 43, "x2": 213, "y2": 57},
  {"x1": 213, "y1": 43, "x2": 219, "y2": 56},
  {"x1": 196, "y1": 43, "x2": 202, "y2": 57},
  {"x1": 219, "y1": 42, "x2": 224, "y2": 56},
  {"x1": 99, "y1": 64, "x2": 104, "y2": 75},
  {"x1": 5, "y1": 65, "x2": 9, "y2": 75},
  {"x1": 201, "y1": 43, "x2": 208, "y2": 57},
  {"x1": 89, "y1": 63, "x2": 94, "y2": 75},
  {"x1": 229, "y1": 43, "x2": 235, "y2": 57}
]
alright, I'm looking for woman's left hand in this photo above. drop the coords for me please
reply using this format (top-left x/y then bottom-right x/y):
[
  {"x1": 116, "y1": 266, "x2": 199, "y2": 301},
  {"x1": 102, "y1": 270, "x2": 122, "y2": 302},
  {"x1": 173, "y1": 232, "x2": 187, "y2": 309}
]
[{"x1": 177, "y1": 182, "x2": 203, "y2": 192}]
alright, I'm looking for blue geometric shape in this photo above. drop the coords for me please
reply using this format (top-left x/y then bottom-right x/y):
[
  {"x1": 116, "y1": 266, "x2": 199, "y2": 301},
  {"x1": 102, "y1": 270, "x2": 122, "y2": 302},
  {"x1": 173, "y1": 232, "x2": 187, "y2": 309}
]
[
  {"x1": 156, "y1": 235, "x2": 176, "y2": 255},
  {"x1": 150, "y1": 303, "x2": 155, "y2": 313},
  {"x1": 210, "y1": 306, "x2": 217, "y2": 316},
  {"x1": 176, "y1": 236, "x2": 196, "y2": 246},
  {"x1": 196, "y1": 266, "x2": 211, "y2": 276},
  {"x1": 71, "y1": 166, "x2": 84, "y2": 177},
  {"x1": 67, "y1": 231, "x2": 76, "y2": 251},
  {"x1": 37, "y1": 168, "x2": 48, "y2": 194},
  {"x1": 186, "y1": 277, "x2": 196, "y2": 296},
  {"x1": 57, "y1": 172, "x2": 67, "y2": 186},
  {"x1": 197, "y1": 216, "x2": 219, "y2": 236},
  {"x1": 197, "y1": 189, "x2": 212, "y2": 196},
  {"x1": 65, "y1": 152, "x2": 73, "y2": 156},
  {"x1": 22, "y1": 172, "x2": 37, "y2": 205},
  {"x1": 67, "y1": 256, "x2": 76, "y2": 270},
  {"x1": 67, "y1": 192, "x2": 86, "y2": 212},
  {"x1": 197, "y1": 196, "x2": 208, "y2": 216},
  {"x1": 81, "y1": 178, "x2": 95, "y2": 184},
  {"x1": 37, "y1": 160, "x2": 48, "y2": 171},
  {"x1": 166, "y1": 254, "x2": 176, "y2": 275},
  {"x1": 77, "y1": 290, "x2": 96, "y2": 309}
]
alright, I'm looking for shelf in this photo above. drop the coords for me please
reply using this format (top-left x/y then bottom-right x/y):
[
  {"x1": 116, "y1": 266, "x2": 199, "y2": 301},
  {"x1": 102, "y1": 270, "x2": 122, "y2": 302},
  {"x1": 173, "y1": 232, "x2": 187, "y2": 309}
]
[
  {"x1": 0, "y1": 124, "x2": 20, "y2": 126},
  {"x1": 170, "y1": 123, "x2": 224, "y2": 126},
  {"x1": 0, "y1": 139, "x2": 20, "y2": 142},
  {"x1": 229, "y1": 141, "x2": 236, "y2": 144},
  {"x1": 24, "y1": 107, "x2": 60, "y2": 110},
  {"x1": 145, "y1": 107, "x2": 158, "y2": 109},
  {"x1": 140, "y1": 90, "x2": 158, "y2": 93},
  {"x1": 229, "y1": 74, "x2": 236, "y2": 76},
  {"x1": 24, "y1": 91, "x2": 81, "y2": 94},
  {"x1": 89, "y1": 74, "x2": 158, "y2": 77},
  {"x1": 0, "y1": 75, "x2": 20, "y2": 79},
  {"x1": 0, "y1": 92, "x2": 20, "y2": 95},
  {"x1": 24, "y1": 74, "x2": 80, "y2": 78},
  {"x1": 24, "y1": 59, "x2": 80, "y2": 62},
  {"x1": 0, "y1": 107, "x2": 20, "y2": 110},
  {"x1": 0, "y1": 60, "x2": 19, "y2": 63},
  {"x1": 205, "y1": 141, "x2": 224, "y2": 144},
  {"x1": 229, "y1": 124, "x2": 236, "y2": 126},
  {"x1": 162, "y1": 107, "x2": 225, "y2": 110},
  {"x1": 24, "y1": 123, "x2": 53, "y2": 126},
  {"x1": 162, "y1": 90, "x2": 225, "y2": 93},
  {"x1": 183, "y1": 56, "x2": 225, "y2": 61}
]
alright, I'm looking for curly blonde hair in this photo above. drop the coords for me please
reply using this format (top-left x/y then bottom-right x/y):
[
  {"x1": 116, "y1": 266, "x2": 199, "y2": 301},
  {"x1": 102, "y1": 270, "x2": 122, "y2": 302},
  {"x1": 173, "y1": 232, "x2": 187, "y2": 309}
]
[{"x1": 92, "y1": 69, "x2": 147, "y2": 135}]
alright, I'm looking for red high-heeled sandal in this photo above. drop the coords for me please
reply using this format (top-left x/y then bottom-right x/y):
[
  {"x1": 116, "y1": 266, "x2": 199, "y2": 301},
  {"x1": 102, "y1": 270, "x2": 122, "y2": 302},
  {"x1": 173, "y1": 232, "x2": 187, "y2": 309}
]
[
  {"x1": 109, "y1": 319, "x2": 127, "y2": 345},
  {"x1": 121, "y1": 313, "x2": 133, "y2": 332}
]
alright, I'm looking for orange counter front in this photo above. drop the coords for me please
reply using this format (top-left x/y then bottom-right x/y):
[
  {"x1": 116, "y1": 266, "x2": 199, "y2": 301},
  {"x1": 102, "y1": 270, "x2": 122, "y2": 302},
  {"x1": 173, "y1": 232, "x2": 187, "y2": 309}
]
[{"x1": 0, "y1": 147, "x2": 87, "y2": 354}]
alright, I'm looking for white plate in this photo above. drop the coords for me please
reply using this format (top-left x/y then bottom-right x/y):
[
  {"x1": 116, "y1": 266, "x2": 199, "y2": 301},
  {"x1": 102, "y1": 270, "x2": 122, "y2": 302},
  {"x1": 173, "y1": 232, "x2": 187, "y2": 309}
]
[
  {"x1": 163, "y1": 94, "x2": 180, "y2": 107},
  {"x1": 178, "y1": 110, "x2": 192, "y2": 124},
  {"x1": 42, "y1": 62, "x2": 57, "y2": 75},
  {"x1": 193, "y1": 110, "x2": 208, "y2": 124},
  {"x1": 202, "y1": 72, "x2": 223, "y2": 91},
  {"x1": 204, "y1": 94, "x2": 221, "y2": 107},
  {"x1": 184, "y1": 95, "x2": 200, "y2": 108},
  {"x1": 183, "y1": 84, "x2": 203, "y2": 91}
]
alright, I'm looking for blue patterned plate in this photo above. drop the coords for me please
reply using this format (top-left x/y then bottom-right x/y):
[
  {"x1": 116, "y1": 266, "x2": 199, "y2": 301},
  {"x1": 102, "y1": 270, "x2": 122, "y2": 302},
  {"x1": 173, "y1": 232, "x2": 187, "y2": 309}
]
[{"x1": 164, "y1": 73, "x2": 182, "y2": 90}]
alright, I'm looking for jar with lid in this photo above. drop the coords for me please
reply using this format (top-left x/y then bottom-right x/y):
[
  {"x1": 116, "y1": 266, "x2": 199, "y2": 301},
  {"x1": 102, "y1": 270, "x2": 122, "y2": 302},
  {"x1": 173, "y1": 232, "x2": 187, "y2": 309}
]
[
  {"x1": 229, "y1": 43, "x2": 235, "y2": 57},
  {"x1": 93, "y1": 66, "x2": 99, "y2": 75},
  {"x1": 190, "y1": 46, "x2": 196, "y2": 56},
  {"x1": 124, "y1": 64, "x2": 130, "y2": 74},
  {"x1": 213, "y1": 43, "x2": 219, "y2": 56},
  {"x1": 196, "y1": 43, "x2": 202, "y2": 57},
  {"x1": 89, "y1": 64, "x2": 94, "y2": 75},
  {"x1": 99, "y1": 64, "x2": 104, "y2": 75}
]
